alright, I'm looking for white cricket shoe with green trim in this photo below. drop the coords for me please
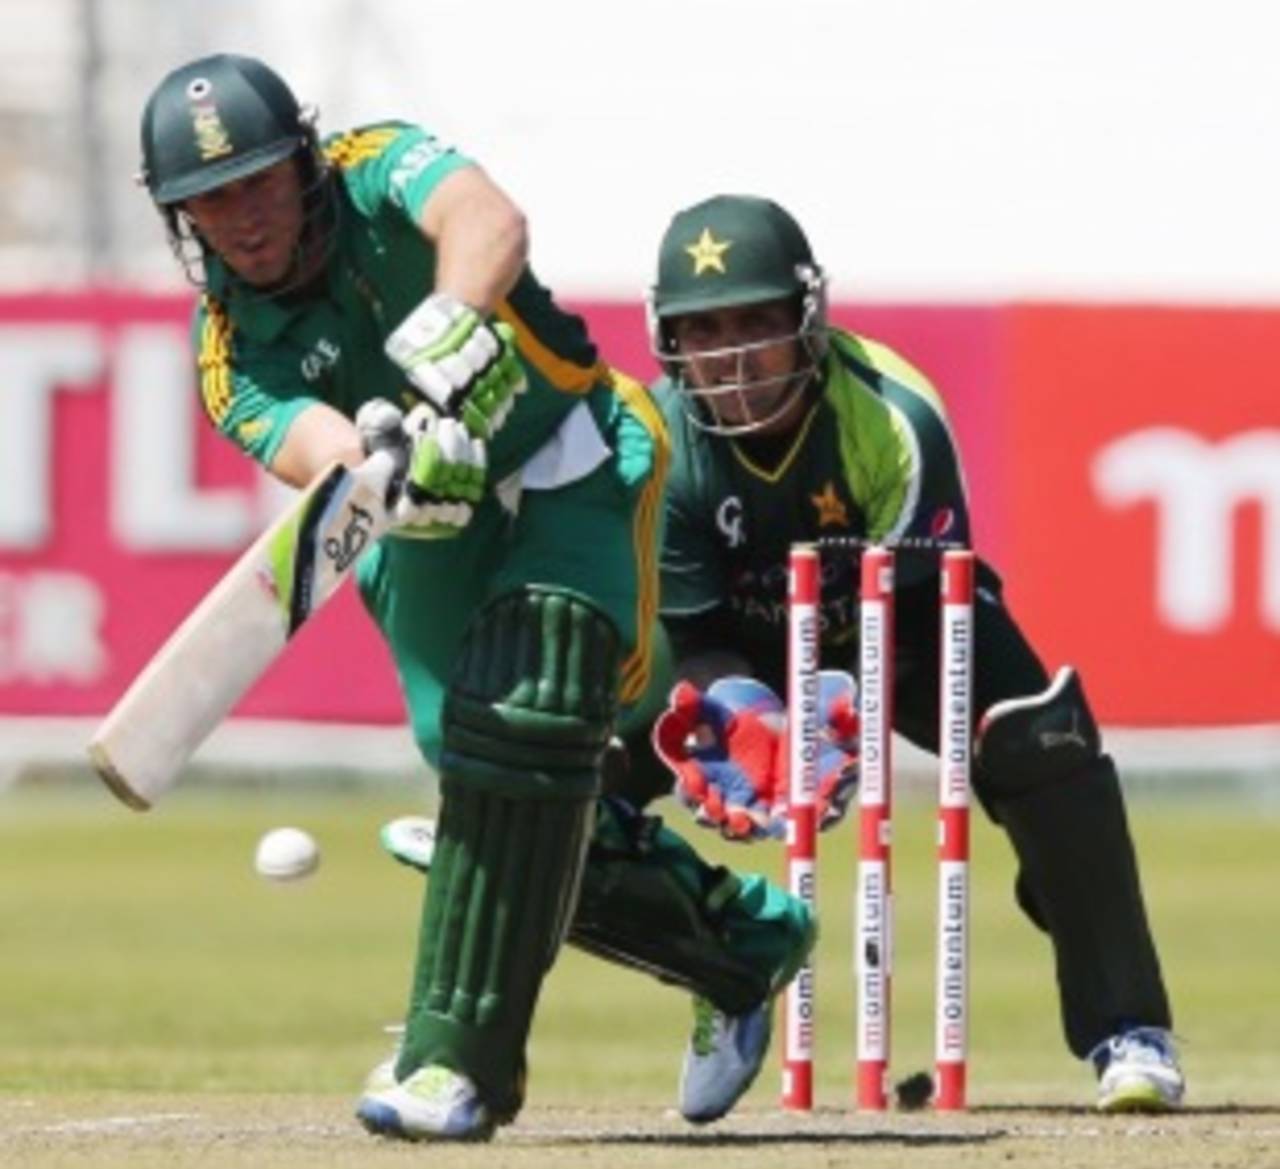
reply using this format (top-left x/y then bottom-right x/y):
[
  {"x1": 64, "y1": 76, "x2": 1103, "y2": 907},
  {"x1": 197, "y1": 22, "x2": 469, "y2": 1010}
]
[
  {"x1": 1093, "y1": 1026, "x2": 1185, "y2": 1113},
  {"x1": 357, "y1": 1064, "x2": 495, "y2": 1142}
]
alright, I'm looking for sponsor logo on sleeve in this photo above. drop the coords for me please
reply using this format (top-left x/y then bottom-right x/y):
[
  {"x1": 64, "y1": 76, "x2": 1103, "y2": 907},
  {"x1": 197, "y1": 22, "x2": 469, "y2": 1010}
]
[{"x1": 389, "y1": 138, "x2": 449, "y2": 197}]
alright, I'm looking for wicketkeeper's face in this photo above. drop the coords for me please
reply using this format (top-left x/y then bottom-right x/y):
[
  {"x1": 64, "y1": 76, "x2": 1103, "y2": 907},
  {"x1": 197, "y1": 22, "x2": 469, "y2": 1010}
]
[
  {"x1": 182, "y1": 157, "x2": 306, "y2": 287},
  {"x1": 669, "y1": 298, "x2": 810, "y2": 435}
]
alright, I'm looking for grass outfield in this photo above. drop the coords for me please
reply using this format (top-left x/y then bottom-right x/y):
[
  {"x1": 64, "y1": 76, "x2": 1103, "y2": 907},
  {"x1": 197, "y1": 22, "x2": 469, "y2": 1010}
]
[{"x1": 1, "y1": 776, "x2": 1278, "y2": 1117}]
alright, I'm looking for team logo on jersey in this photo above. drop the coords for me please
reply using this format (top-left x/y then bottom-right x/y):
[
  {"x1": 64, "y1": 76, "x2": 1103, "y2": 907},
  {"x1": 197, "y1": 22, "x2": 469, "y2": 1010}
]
[
  {"x1": 810, "y1": 481, "x2": 848, "y2": 528},
  {"x1": 300, "y1": 338, "x2": 341, "y2": 382},
  {"x1": 685, "y1": 228, "x2": 733, "y2": 276},
  {"x1": 717, "y1": 494, "x2": 745, "y2": 548}
]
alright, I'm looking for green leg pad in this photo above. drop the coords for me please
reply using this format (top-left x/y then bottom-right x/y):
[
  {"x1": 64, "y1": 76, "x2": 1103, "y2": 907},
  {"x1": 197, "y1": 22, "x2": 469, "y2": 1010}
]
[
  {"x1": 445, "y1": 586, "x2": 623, "y2": 787},
  {"x1": 570, "y1": 798, "x2": 817, "y2": 1016},
  {"x1": 398, "y1": 786, "x2": 594, "y2": 1116},
  {"x1": 398, "y1": 587, "x2": 620, "y2": 1119}
]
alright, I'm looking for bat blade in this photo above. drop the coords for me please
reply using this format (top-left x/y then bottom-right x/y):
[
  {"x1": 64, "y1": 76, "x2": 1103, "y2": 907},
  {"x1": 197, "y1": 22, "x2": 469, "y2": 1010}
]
[{"x1": 88, "y1": 452, "x2": 395, "y2": 810}]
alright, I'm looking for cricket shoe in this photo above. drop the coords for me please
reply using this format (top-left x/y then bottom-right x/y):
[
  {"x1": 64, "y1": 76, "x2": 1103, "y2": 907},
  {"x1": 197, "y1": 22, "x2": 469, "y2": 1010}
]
[
  {"x1": 678, "y1": 877, "x2": 817, "y2": 1123},
  {"x1": 678, "y1": 996, "x2": 772, "y2": 1124},
  {"x1": 1092, "y1": 1026, "x2": 1185, "y2": 1113},
  {"x1": 357, "y1": 1064, "x2": 495, "y2": 1142}
]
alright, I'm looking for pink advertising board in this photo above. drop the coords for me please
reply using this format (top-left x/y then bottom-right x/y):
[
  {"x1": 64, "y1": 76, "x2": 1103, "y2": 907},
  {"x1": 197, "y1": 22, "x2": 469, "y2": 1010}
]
[{"x1": 2, "y1": 293, "x2": 1273, "y2": 728}]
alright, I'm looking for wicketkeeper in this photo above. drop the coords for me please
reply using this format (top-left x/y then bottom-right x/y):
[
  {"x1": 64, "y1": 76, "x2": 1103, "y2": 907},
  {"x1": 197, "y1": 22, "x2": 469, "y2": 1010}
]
[{"x1": 613, "y1": 193, "x2": 1185, "y2": 1113}]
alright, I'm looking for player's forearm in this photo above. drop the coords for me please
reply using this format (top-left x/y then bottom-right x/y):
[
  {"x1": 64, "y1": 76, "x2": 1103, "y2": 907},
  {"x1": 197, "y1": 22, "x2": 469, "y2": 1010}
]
[
  {"x1": 268, "y1": 401, "x2": 364, "y2": 488},
  {"x1": 419, "y1": 167, "x2": 528, "y2": 313}
]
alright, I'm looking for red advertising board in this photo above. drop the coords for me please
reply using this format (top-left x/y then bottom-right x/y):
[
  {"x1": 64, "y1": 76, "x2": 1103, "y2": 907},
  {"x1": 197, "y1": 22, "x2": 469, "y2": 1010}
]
[
  {"x1": 0, "y1": 293, "x2": 399, "y2": 721},
  {"x1": 0, "y1": 293, "x2": 1274, "y2": 729},
  {"x1": 1006, "y1": 306, "x2": 1280, "y2": 725}
]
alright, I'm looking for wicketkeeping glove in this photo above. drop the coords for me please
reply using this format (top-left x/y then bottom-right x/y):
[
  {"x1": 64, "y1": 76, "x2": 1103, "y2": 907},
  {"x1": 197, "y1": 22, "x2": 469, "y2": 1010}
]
[
  {"x1": 355, "y1": 398, "x2": 485, "y2": 539},
  {"x1": 652, "y1": 672, "x2": 861, "y2": 842},
  {"x1": 653, "y1": 676, "x2": 788, "y2": 841},
  {"x1": 384, "y1": 292, "x2": 527, "y2": 439},
  {"x1": 811, "y1": 670, "x2": 860, "y2": 830}
]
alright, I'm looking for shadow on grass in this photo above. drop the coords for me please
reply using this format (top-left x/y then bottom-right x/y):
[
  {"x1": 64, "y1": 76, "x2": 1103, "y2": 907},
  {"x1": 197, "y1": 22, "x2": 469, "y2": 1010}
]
[
  {"x1": 526, "y1": 1103, "x2": 1280, "y2": 1146},
  {"x1": 970, "y1": 1104, "x2": 1280, "y2": 1117},
  {"x1": 553, "y1": 1129, "x2": 1007, "y2": 1148}
]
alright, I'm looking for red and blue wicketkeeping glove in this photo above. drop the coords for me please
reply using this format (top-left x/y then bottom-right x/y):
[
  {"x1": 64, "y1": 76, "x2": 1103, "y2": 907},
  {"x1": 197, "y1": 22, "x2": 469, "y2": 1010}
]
[
  {"x1": 652, "y1": 676, "x2": 787, "y2": 840},
  {"x1": 653, "y1": 672, "x2": 860, "y2": 842},
  {"x1": 811, "y1": 670, "x2": 860, "y2": 830}
]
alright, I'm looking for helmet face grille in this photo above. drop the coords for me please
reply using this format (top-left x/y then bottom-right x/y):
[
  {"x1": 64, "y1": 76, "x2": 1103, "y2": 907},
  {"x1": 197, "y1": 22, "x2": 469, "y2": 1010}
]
[
  {"x1": 647, "y1": 196, "x2": 829, "y2": 433},
  {"x1": 164, "y1": 161, "x2": 341, "y2": 299},
  {"x1": 657, "y1": 297, "x2": 828, "y2": 437}
]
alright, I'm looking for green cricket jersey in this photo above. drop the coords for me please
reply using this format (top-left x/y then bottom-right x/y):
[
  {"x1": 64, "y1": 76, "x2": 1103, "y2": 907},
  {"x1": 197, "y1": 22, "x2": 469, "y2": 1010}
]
[
  {"x1": 192, "y1": 121, "x2": 604, "y2": 481},
  {"x1": 656, "y1": 327, "x2": 970, "y2": 670},
  {"x1": 185, "y1": 121, "x2": 668, "y2": 758}
]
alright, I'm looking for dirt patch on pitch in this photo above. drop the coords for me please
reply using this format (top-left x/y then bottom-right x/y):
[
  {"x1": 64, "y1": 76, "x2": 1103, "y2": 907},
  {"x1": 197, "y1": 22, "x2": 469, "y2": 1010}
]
[{"x1": 2, "y1": 1095, "x2": 1279, "y2": 1169}]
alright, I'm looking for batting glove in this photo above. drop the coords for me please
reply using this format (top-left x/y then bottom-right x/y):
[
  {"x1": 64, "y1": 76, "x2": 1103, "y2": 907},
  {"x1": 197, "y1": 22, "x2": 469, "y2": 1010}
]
[
  {"x1": 384, "y1": 292, "x2": 527, "y2": 440},
  {"x1": 355, "y1": 399, "x2": 486, "y2": 539}
]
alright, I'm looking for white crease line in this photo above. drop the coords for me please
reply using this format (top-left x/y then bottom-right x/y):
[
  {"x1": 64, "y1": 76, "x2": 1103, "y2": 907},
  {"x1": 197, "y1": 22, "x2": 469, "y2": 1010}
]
[{"x1": 30, "y1": 1113, "x2": 199, "y2": 1135}]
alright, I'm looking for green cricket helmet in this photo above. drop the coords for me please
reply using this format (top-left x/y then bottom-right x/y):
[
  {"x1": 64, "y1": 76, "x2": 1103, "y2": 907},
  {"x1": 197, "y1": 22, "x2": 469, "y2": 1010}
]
[
  {"x1": 140, "y1": 54, "x2": 315, "y2": 205},
  {"x1": 648, "y1": 194, "x2": 829, "y2": 436},
  {"x1": 138, "y1": 54, "x2": 334, "y2": 290}
]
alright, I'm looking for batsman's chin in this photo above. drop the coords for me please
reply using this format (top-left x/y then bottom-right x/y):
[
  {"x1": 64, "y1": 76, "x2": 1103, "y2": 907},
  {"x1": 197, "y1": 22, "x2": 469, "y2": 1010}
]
[{"x1": 87, "y1": 741, "x2": 153, "y2": 812}]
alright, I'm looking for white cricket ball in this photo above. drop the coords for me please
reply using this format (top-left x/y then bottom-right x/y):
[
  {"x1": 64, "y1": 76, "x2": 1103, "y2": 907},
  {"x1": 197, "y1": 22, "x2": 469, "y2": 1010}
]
[{"x1": 254, "y1": 826, "x2": 320, "y2": 882}]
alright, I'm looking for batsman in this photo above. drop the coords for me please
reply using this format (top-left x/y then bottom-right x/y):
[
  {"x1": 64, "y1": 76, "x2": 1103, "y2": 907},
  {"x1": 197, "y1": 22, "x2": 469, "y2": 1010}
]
[
  {"x1": 136, "y1": 57, "x2": 812, "y2": 1141},
  {"x1": 619, "y1": 193, "x2": 1186, "y2": 1112}
]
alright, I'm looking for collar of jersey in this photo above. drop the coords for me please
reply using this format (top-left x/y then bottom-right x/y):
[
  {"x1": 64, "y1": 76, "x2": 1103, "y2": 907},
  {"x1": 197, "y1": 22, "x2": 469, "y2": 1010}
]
[
  {"x1": 728, "y1": 394, "x2": 823, "y2": 484},
  {"x1": 203, "y1": 258, "x2": 304, "y2": 344},
  {"x1": 204, "y1": 209, "x2": 352, "y2": 345}
]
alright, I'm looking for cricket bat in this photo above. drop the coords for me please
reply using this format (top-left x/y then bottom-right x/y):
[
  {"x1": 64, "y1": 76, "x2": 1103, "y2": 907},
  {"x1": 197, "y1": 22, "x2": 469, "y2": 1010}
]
[{"x1": 88, "y1": 450, "x2": 397, "y2": 811}]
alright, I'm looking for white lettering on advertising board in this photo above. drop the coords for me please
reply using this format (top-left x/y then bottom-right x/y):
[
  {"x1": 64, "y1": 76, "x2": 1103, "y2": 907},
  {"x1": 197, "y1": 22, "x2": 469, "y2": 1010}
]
[{"x1": 1094, "y1": 427, "x2": 1280, "y2": 633}]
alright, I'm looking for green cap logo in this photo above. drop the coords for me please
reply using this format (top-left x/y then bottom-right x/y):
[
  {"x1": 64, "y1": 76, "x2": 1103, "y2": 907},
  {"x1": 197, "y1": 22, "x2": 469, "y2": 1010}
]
[{"x1": 685, "y1": 228, "x2": 733, "y2": 276}]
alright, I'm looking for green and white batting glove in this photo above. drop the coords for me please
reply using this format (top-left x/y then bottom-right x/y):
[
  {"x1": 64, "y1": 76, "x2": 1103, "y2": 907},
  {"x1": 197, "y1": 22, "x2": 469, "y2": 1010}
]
[
  {"x1": 384, "y1": 292, "x2": 527, "y2": 440},
  {"x1": 355, "y1": 399, "x2": 486, "y2": 539}
]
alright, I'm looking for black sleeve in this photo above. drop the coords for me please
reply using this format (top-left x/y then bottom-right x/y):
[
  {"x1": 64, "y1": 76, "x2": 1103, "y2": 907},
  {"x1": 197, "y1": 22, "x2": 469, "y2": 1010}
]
[{"x1": 662, "y1": 606, "x2": 738, "y2": 665}]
